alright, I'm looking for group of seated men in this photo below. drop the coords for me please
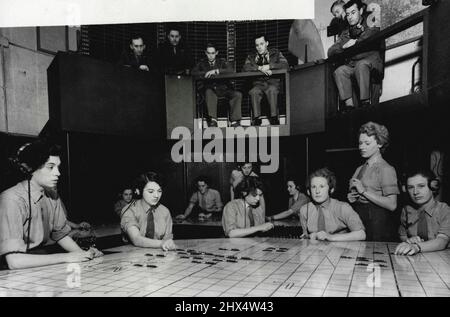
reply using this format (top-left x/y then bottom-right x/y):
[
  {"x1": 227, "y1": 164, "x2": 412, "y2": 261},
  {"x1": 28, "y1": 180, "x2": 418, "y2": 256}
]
[
  {"x1": 328, "y1": 0, "x2": 384, "y2": 113},
  {"x1": 119, "y1": 27, "x2": 288, "y2": 127},
  {"x1": 119, "y1": 0, "x2": 385, "y2": 124},
  {"x1": 0, "y1": 138, "x2": 449, "y2": 271}
]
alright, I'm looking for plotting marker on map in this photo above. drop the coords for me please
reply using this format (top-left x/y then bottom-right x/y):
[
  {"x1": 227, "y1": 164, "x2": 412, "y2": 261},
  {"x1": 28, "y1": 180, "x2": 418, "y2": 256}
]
[{"x1": 1, "y1": 239, "x2": 449, "y2": 297}]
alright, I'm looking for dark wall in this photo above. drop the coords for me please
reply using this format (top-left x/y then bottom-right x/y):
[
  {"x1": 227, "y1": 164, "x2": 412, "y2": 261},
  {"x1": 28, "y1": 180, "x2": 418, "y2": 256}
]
[
  {"x1": 315, "y1": 98, "x2": 450, "y2": 203},
  {"x1": 2, "y1": 110, "x2": 447, "y2": 228},
  {"x1": 177, "y1": 136, "x2": 309, "y2": 217},
  {"x1": 64, "y1": 133, "x2": 184, "y2": 224},
  {"x1": 61, "y1": 134, "x2": 310, "y2": 224},
  {"x1": 427, "y1": 0, "x2": 450, "y2": 110},
  {"x1": 48, "y1": 52, "x2": 165, "y2": 138}
]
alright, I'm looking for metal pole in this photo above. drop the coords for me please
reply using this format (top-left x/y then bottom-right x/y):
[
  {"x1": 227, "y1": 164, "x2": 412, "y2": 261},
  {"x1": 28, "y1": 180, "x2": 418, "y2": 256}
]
[{"x1": 66, "y1": 132, "x2": 72, "y2": 211}]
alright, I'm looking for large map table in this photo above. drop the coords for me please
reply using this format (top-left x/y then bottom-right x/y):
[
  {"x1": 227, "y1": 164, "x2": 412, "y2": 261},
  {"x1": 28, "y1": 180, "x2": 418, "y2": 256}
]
[{"x1": 1, "y1": 238, "x2": 450, "y2": 297}]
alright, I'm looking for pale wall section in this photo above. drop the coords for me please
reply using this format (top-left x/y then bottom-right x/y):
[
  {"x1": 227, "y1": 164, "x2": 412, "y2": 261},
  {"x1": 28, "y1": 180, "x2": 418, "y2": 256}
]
[
  {"x1": 4, "y1": 45, "x2": 53, "y2": 135},
  {"x1": 381, "y1": 39, "x2": 422, "y2": 102},
  {"x1": 0, "y1": 47, "x2": 6, "y2": 132},
  {"x1": 0, "y1": 26, "x2": 78, "y2": 136}
]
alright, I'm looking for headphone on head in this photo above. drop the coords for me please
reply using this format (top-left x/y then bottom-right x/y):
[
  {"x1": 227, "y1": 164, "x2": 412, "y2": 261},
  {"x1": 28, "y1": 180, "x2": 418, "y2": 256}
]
[
  {"x1": 401, "y1": 178, "x2": 441, "y2": 193},
  {"x1": 429, "y1": 179, "x2": 441, "y2": 192},
  {"x1": 9, "y1": 143, "x2": 33, "y2": 177},
  {"x1": 401, "y1": 172, "x2": 441, "y2": 195}
]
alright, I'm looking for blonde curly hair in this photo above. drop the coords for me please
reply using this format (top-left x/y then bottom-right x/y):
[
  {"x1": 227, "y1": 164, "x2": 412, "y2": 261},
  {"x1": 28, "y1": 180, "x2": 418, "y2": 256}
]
[{"x1": 359, "y1": 121, "x2": 390, "y2": 153}]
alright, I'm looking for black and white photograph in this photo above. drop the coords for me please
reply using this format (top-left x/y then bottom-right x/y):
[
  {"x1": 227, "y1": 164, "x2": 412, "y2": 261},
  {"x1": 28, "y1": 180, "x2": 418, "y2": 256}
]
[{"x1": 0, "y1": 0, "x2": 449, "y2": 301}]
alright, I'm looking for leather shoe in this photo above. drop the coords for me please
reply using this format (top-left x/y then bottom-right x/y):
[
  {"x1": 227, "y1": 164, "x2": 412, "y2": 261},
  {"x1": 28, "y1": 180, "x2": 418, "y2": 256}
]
[
  {"x1": 230, "y1": 121, "x2": 241, "y2": 127},
  {"x1": 340, "y1": 105, "x2": 355, "y2": 114},
  {"x1": 208, "y1": 119, "x2": 218, "y2": 127},
  {"x1": 361, "y1": 99, "x2": 371, "y2": 107},
  {"x1": 269, "y1": 116, "x2": 279, "y2": 125},
  {"x1": 252, "y1": 118, "x2": 262, "y2": 126}
]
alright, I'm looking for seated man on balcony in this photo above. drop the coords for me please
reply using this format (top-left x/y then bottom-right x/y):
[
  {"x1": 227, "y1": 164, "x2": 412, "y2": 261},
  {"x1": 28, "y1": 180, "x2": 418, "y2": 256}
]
[
  {"x1": 242, "y1": 35, "x2": 289, "y2": 126},
  {"x1": 328, "y1": 0, "x2": 349, "y2": 37},
  {"x1": 328, "y1": 0, "x2": 383, "y2": 113},
  {"x1": 158, "y1": 25, "x2": 193, "y2": 75},
  {"x1": 192, "y1": 43, "x2": 242, "y2": 127},
  {"x1": 118, "y1": 34, "x2": 152, "y2": 72}
]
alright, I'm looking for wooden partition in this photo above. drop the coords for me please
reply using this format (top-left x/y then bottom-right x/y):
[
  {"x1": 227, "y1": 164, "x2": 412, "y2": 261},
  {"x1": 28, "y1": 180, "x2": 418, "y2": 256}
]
[{"x1": 48, "y1": 52, "x2": 165, "y2": 137}]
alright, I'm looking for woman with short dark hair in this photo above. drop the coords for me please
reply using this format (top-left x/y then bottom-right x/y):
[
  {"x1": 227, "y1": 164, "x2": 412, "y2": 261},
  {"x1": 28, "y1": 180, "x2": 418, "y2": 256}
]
[
  {"x1": 120, "y1": 172, "x2": 176, "y2": 250},
  {"x1": 222, "y1": 176, "x2": 274, "y2": 238},
  {"x1": 395, "y1": 169, "x2": 450, "y2": 255},
  {"x1": 0, "y1": 140, "x2": 103, "y2": 270},
  {"x1": 266, "y1": 177, "x2": 309, "y2": 222}
]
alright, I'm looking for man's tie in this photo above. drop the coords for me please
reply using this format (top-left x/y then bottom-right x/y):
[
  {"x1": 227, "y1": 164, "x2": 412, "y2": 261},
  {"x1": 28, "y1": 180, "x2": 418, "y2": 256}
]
[
  {"x1": 257, "y1": 53, "x2": 268, "y2": 66},
  {"x1": 417, "y1": 210, "x2": 429, "y2": 241},
  {"x1": 248, "y1": 206, "x2": 255, "y2": 227},
  {"x1": 146, "y1": 207, "x2": 155, "y2": 239},
  {"x1": 200, "y1": 193, "x2": 207, "y2": 211},
  {"x1": 317, "y1": 205, "x2": 326, "y2": 232}
]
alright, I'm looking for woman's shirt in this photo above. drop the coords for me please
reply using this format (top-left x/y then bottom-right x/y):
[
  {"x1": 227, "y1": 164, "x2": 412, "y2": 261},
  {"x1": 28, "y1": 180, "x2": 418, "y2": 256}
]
[
  {"x1": 351, "y1": 156, "x2": 399, "y2": 204},
  {"x1": 120, "y1": 199, "x2": 173, "y2": 240},
  {"x1": 300, "y1": 198, "x2": 365, "y2": 234}
]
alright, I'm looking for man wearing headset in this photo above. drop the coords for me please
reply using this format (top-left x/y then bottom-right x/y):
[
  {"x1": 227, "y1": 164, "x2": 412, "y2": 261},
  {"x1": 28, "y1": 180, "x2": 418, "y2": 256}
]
[
  {"x1": 0, "y1": 140, "x2": 103, "y2": 270},
  {"x1": 395, "y1": 169, "x2": 450, "y2": 255}
]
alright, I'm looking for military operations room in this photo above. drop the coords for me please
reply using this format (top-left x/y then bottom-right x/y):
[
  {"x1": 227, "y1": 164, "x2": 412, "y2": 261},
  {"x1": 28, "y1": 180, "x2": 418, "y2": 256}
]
[{"x1": 1, "y1": 0, "x2": 450, "y2": 298}]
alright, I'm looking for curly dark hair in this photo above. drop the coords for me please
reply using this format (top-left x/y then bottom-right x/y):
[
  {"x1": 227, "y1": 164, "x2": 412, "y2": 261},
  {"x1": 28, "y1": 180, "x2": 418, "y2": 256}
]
[
  {"x1": 402, "y1": 168, "x2": 439, "y2": 192},
  {"x1": 344, "y1": 0, "x2": 366, "y2": 10},
  {"x1": 133, "y1": 171, "x2": 164, "y2": 198},
  {"x1": 254, "y1": 34, "x2": 268, "y2": 42},
  {"x1": 195, "y1": 175, "x2": 210, "y2": 185},
  {"x1": 235, "y1": 176, "x2": 264, "y2": 198},
  {"x1": 286, "y1": 175, "x2": 304, "y2": 191},
  {"x1": 17, "y1": 139, "x2": 62, "y2": 173}
]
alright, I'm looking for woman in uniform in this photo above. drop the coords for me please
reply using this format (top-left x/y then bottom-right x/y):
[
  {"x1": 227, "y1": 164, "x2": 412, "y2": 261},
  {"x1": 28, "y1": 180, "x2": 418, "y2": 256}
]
[
  {"x1": 347, "y1": 122, "x2": 399, "y2": 241},
  {"x1": 120, "y1": 172, "x2": 176, "y2": 251}
]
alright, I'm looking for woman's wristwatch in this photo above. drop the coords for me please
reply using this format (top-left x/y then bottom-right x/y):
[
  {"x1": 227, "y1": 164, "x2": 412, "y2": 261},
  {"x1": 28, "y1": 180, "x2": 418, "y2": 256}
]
[{"x1": 413, "y1": 242, "x2": 422, "y2": 253}]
